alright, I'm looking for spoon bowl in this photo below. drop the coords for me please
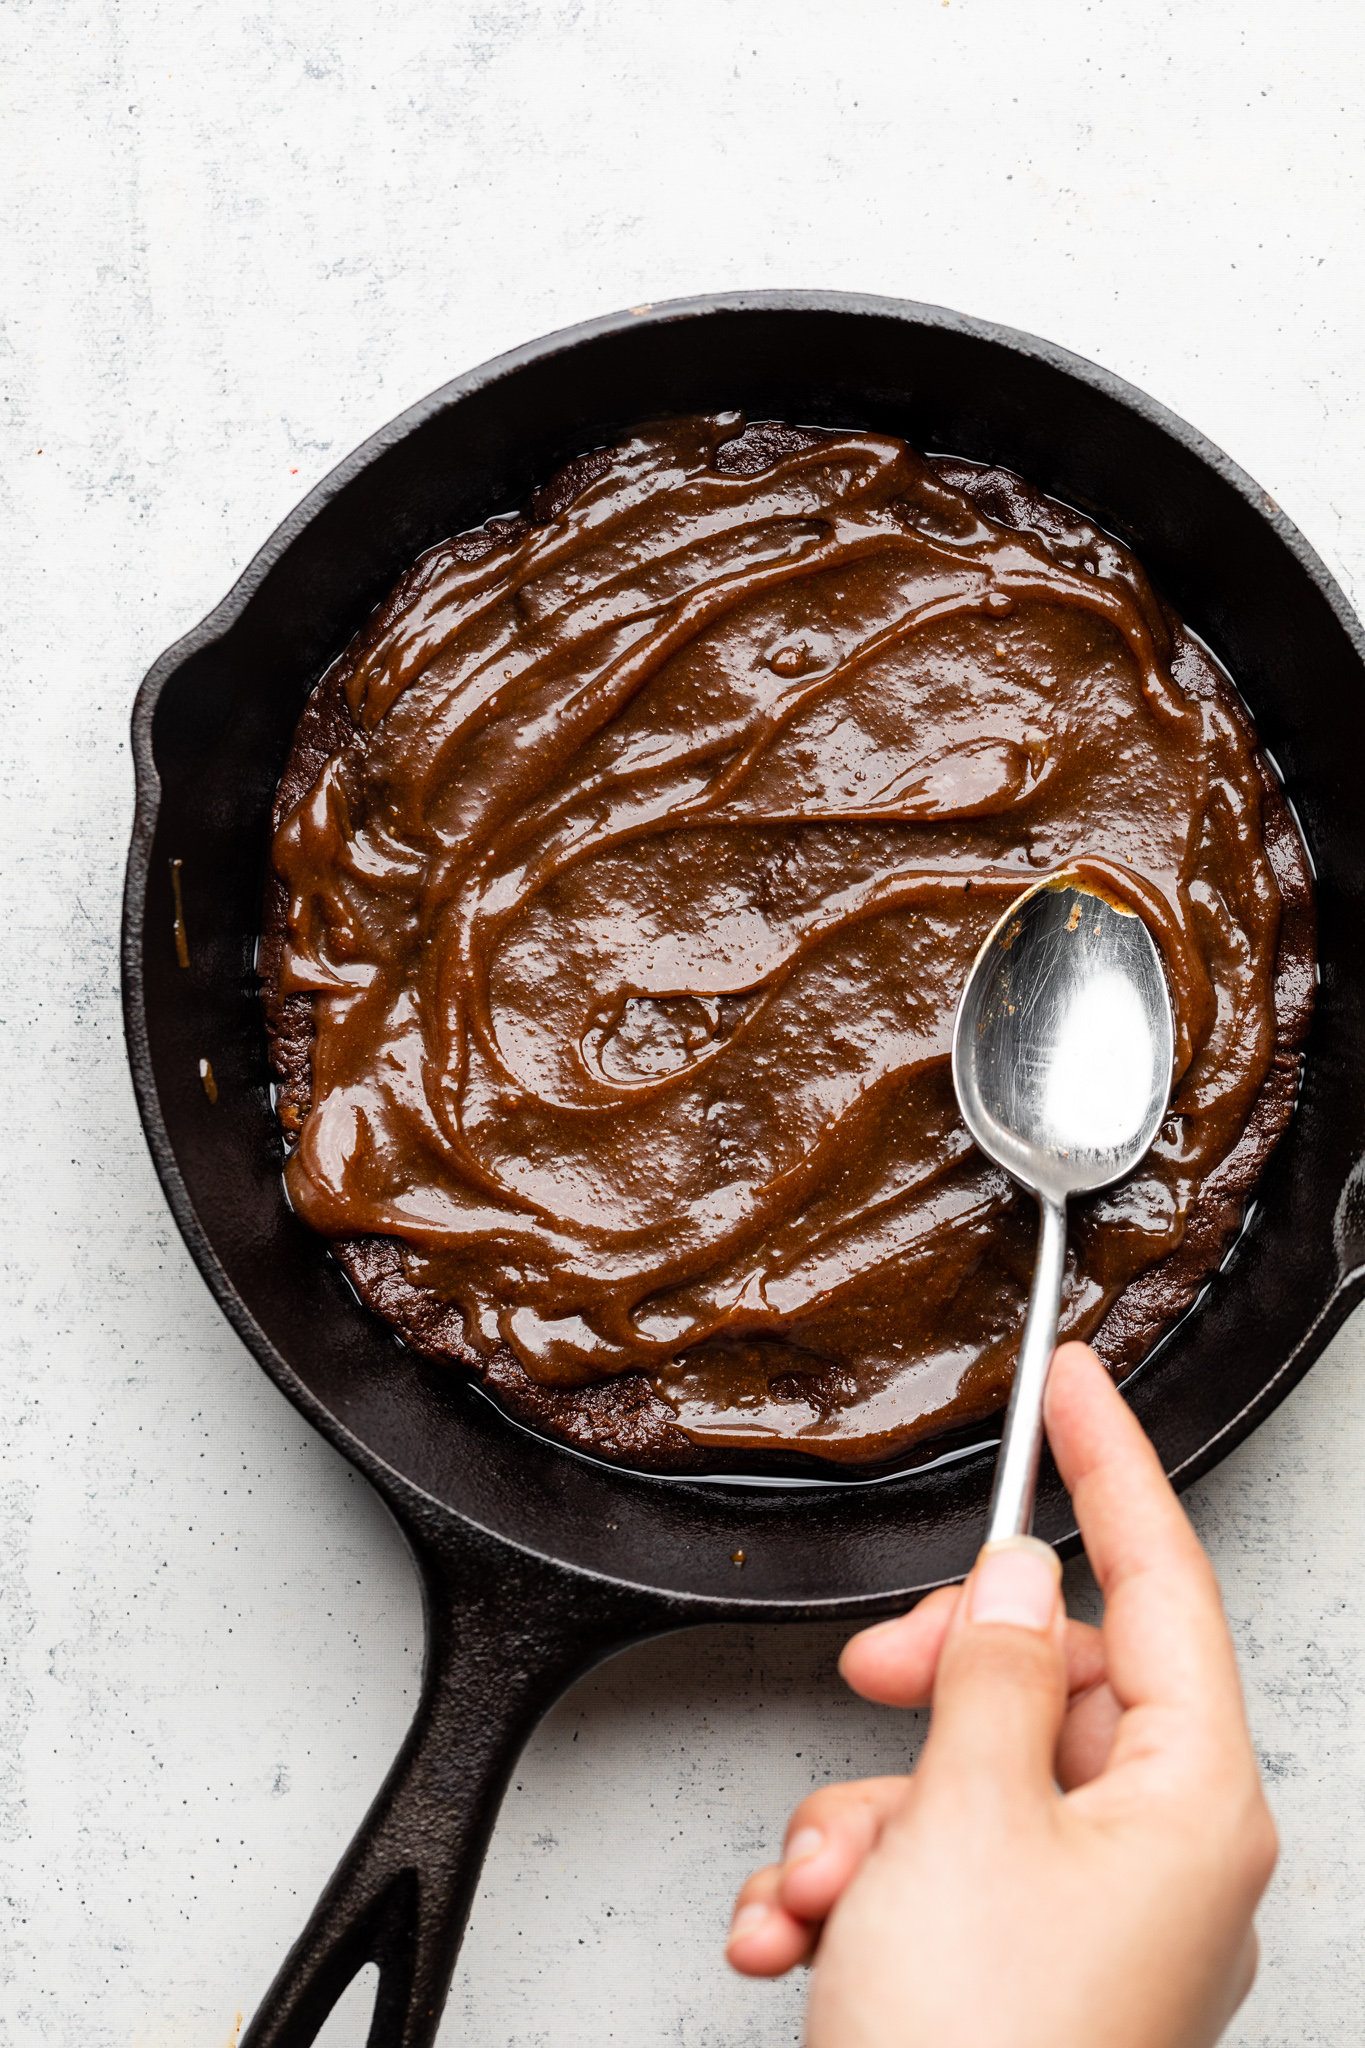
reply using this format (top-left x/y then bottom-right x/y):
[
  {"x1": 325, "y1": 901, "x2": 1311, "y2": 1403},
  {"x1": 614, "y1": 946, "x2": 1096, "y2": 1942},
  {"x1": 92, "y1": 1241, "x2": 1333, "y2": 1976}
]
[{"x1": 952, "y1": 874, "x2": 1175, "y2": 1542}]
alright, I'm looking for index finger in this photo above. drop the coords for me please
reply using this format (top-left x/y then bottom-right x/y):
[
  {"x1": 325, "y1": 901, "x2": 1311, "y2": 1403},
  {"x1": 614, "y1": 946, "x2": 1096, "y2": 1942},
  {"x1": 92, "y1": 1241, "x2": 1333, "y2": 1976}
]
[{"x1": 1043, "y1": 1342, "x2": 1244, "y2": 1724}]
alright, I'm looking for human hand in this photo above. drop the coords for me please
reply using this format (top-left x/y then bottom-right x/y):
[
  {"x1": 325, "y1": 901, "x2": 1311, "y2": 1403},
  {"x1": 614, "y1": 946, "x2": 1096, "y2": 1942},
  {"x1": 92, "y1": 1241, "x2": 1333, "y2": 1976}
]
[{"x1": 726, "y1": 1342, "x2": 1277, "y2": 2048}]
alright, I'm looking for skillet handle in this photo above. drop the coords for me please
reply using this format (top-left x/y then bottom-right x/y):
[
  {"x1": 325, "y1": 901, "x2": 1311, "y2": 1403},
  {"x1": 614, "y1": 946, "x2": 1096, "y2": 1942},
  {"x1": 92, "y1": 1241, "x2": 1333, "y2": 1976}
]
[{"x1": 240, "y1": 1517, "x2": 672, "y2": 2048}]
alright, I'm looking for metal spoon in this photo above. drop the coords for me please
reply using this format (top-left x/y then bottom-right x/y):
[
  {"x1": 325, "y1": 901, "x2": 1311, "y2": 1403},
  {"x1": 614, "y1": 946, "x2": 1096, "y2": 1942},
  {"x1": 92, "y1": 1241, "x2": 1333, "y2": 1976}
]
[{"x1": 951, "y1": 874, "x2": 1175, "y2": 1543}]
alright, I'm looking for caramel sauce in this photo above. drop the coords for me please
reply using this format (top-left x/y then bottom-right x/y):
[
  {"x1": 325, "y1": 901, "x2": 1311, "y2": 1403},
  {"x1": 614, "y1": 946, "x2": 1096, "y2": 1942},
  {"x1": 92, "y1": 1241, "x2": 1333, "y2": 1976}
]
[{"x1": 262, "y1": 417, "x2": 1313, "y2": 1469}]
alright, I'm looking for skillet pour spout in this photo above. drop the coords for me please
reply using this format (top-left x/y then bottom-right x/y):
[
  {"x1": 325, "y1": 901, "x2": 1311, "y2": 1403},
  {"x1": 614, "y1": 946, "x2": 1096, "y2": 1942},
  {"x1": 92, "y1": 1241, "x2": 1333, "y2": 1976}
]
[{"x1": 123, "y1": 292, "x2": 1365, "y2": 2047}]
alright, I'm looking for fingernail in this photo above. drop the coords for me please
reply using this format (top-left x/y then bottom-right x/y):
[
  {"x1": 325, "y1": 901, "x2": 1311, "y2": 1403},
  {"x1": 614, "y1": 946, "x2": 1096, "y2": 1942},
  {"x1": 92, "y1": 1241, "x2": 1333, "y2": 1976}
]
[
  {"x1": 729, "y1": 1902, "x2": 771, "y2": 1940},
  {"x1": 784, "y1": 1826, "x2": 824, "y2": 1867},
  {"x1": 968, "y1": 1536, "x2": 1061, "y2": 1632}
]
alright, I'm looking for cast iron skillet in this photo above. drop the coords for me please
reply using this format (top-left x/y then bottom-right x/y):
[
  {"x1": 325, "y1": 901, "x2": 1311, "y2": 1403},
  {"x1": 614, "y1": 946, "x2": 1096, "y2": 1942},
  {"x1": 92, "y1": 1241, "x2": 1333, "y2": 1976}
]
[{"x1": 123, "y1": 291, "x2": 1365, "y2": 2047}]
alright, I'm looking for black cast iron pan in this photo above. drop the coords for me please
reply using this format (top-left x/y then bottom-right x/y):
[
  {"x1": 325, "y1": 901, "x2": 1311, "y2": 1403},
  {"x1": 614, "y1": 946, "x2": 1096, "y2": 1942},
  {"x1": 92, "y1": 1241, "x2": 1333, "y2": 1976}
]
[{"x1": 122, "y1": 291, "x2": 1365, "y2": 2047}]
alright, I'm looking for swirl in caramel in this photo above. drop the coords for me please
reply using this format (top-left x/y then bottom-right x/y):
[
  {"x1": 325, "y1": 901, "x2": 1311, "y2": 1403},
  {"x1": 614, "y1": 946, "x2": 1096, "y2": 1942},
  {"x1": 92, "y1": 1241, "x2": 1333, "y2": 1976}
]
[{"x1": 262, "y1": 417, "x2": 1314, "y2": 1469}]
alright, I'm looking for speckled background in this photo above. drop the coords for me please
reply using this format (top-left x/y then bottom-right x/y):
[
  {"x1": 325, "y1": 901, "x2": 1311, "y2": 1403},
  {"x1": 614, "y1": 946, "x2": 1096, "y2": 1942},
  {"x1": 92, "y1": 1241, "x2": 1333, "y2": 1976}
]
[{"x1": 5, "y1": 2, "x2": 1365, "y2": 2041}]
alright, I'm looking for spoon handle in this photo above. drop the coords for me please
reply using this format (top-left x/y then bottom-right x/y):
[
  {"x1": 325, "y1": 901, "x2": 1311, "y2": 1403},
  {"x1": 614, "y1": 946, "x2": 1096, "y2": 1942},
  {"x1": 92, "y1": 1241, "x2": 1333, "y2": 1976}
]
[{"x1": 985, "y1": 1193, "x2": 1068, "y2": 1544}]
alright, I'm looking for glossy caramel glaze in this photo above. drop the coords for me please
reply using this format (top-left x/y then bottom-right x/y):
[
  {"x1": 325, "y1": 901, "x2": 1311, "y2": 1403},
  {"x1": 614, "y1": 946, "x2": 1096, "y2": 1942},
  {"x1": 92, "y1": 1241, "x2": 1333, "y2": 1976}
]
[{"x1": 261, "y1": 417, "x2": 1315, "y2": 1471}]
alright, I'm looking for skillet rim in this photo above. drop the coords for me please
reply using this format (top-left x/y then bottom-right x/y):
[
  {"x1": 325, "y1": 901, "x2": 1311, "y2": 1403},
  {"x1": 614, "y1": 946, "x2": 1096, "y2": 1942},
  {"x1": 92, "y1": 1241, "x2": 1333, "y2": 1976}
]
[{"x1": 122, "y1": 287, "x2": 1365, "y2": 1615}]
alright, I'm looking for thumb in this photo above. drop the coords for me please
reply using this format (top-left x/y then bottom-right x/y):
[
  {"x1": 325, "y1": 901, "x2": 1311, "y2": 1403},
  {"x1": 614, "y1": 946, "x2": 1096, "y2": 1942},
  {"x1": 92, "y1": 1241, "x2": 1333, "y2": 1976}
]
[{"x1": 917, "y1": 1536, "x2": 1067, "y2": 1807}]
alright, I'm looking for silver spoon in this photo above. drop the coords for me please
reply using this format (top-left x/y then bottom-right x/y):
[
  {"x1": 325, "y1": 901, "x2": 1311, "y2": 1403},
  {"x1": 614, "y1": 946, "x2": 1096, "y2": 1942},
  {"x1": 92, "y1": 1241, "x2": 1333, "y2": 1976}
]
[{"x1": 951, "y1": 874, "x2": 1175, "y2": 1543}]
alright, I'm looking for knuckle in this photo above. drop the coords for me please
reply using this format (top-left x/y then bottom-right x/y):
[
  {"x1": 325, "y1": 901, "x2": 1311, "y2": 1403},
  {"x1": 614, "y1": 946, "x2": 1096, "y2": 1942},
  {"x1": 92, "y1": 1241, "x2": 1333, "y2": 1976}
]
[
  {"x1": 792, "y1": 1776, "x2": 903, "y2": 1832},
  {"x1": 1240, "y1": 1796, "x2": 1279, "y2": 1890},
  {"x1": 787, "y1": 1785, "x2": 851, "y2": 1834},
  {"x1": 1176, "y1": 1776, "x2": 1278, "y2": 1896},
  {"x1": 949, "y1": 1628, "x2": 1063, "y2": 1699},
  {"x1": 736, "y1": 1862, "x2": 781, "y2": 1905}
]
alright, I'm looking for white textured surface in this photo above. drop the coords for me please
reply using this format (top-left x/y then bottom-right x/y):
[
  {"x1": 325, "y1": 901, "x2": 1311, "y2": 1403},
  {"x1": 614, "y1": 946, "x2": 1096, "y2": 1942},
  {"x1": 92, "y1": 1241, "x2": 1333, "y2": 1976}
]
[{"x1": 4, "y1": 2, "x2": 1365, "y2": 2041}]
